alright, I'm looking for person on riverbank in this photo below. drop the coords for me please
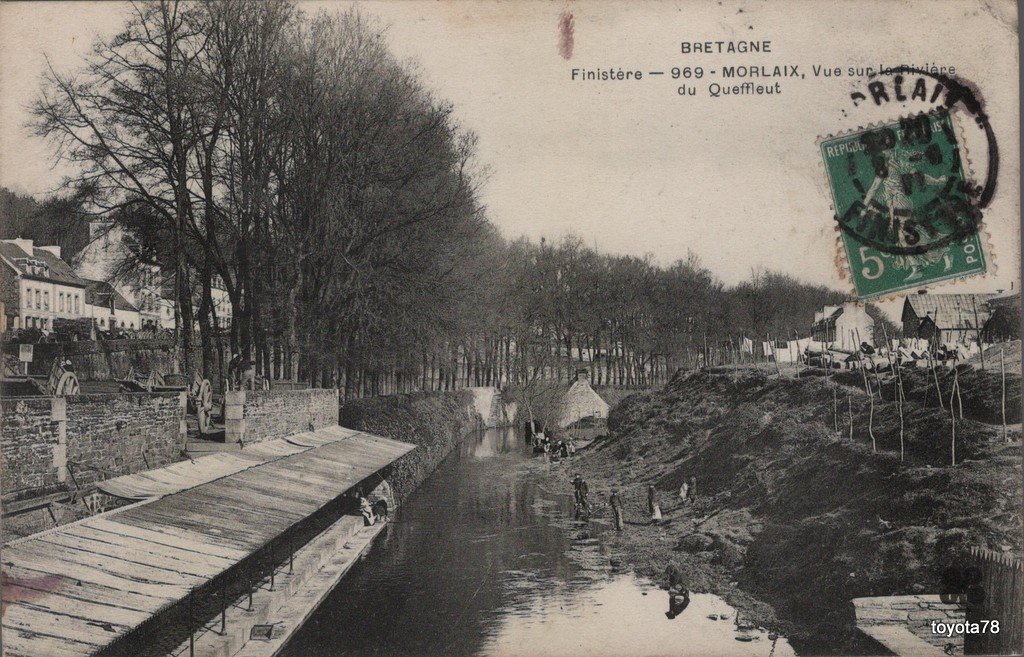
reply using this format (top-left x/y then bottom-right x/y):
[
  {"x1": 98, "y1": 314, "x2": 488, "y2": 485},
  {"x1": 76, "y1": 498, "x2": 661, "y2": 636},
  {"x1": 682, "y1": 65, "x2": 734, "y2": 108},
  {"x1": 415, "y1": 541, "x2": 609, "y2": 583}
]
[
  {"x1": 648, "y1": 485, "x2": 662, "y2": 523},
  {"x1": 572, "y1": 474, "x2": 590, "y2": 512},
  {"x1": 610, "y1": 490, "x2": 624, "y2": 531},
  {"x1": 664, "y1": 562, "x2": 690, "y2": 619}
]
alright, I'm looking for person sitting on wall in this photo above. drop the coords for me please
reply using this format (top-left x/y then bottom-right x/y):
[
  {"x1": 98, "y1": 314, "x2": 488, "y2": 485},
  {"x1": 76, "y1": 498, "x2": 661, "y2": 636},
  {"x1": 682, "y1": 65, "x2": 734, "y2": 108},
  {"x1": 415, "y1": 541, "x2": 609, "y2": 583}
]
[
  {"x1": 241, "y1": 354, "x2": 256, "y2": 391},
  {"x1": 227, "y1": 352, "x2": 242, "y2": 390}
]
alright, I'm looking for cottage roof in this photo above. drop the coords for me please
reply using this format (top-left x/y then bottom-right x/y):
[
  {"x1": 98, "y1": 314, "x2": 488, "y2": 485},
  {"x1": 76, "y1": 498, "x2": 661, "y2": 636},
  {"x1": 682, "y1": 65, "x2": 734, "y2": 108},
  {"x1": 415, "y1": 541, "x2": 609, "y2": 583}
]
[{"x1": 905, "y1": 293, "x2": 996, "y2": 329}]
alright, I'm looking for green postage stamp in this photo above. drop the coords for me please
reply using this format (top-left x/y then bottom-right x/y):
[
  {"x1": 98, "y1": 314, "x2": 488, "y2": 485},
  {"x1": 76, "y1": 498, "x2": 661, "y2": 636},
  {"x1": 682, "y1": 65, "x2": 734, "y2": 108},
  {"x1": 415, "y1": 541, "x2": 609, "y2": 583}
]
[{"x1": 820, "y1": 109, "x2": 987, "y2": 299}]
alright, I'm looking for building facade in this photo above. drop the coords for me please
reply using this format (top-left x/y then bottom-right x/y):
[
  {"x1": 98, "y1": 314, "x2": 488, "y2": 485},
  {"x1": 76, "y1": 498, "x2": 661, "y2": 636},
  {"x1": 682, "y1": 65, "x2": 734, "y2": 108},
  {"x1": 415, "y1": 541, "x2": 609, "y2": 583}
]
[
  {"x1": 84, "y1": 279, "x2": 141, "y2": 331},
  {"x1": 812, "y1": 302, "x2": 874, "y2": 348},
  {"x1": 0, "y1": 239, "x2": 89, "y2": 331},
  {"x1": 901, "y1": 291, "x2": 996, "y2": 344},
  {"x1": 76, "y1": 221, "x2": 167, "y2": 330},
  {"x1": 556, "y1": 370, "x2": 610, "y2": 428}
]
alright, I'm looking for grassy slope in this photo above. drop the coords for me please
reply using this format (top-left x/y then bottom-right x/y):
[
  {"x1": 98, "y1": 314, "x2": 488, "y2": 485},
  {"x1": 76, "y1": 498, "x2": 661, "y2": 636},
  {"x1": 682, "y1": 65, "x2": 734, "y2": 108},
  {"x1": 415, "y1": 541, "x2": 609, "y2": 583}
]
[{"x1": 570, "y1": 369, "x2": 1021, "y2": 653}]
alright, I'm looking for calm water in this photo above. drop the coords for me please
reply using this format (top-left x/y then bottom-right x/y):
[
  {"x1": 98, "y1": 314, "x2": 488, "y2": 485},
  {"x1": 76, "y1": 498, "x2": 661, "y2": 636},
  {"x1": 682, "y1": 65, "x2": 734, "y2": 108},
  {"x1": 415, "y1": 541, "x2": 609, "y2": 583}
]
[{"x1": 281, "y1": 427, "x2": 795, "y2": 657}]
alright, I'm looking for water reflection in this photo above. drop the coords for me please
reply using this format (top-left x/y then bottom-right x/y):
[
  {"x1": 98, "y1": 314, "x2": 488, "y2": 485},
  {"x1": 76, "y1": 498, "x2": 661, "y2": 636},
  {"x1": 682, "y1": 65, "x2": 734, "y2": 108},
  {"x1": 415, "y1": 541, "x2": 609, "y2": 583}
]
[{"x1": 282, "y1": 426, "x2": 794, "y2": 657}]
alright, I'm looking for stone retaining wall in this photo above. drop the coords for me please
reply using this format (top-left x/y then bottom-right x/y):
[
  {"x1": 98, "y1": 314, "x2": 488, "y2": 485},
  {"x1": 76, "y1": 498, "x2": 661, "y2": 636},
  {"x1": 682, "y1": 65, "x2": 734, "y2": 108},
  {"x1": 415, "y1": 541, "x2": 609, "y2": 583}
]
[
  {"x1": 223, "y1": 388, "x2": 338, "y2": 444},
  {"x1": 852, "y1": 594, "x2": 966, "y2": 655}
]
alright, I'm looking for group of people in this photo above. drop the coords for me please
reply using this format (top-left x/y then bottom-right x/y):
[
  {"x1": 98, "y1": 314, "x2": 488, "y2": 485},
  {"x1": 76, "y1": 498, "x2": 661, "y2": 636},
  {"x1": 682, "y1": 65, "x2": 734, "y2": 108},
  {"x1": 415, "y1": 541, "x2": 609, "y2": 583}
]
[
  {"x1": 348, "y1": 487, "x2": 388, "y2": 526},
  {"x1": 532, "y1": 429, "x2": 577, "y2": 460},
  {"x1": 568, "y1": 474, "x2": 697, "y2": 530}
]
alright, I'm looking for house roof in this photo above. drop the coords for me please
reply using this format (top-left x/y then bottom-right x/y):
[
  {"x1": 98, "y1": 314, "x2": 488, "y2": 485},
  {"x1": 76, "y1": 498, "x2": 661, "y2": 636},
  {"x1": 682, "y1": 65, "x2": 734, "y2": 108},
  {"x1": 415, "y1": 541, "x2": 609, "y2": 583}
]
[
  {"x1": 985, "y1": 291, "x2": 1021, "y2": 310},
  {"x1": 84, "y1": 279, "x2": 138, "y2": 312},
  {"x1": 31, "y1": 247, "x2": 87, "y2": 287},
  {"x1": 813, "y1": 305, "x2": 843, "y2": 325},
  {"x1": 0, "y1": 241, "x2": 87, "y2": 288},
  {"x1": 904, "y1": 293, "x2": 996, "y2": 330},
  {"x1": 813, "y1": 302, "x2": 872, "y2": 327},
  {"x1": 0, "y1": 241, "x2": 30, "y2": 265}
]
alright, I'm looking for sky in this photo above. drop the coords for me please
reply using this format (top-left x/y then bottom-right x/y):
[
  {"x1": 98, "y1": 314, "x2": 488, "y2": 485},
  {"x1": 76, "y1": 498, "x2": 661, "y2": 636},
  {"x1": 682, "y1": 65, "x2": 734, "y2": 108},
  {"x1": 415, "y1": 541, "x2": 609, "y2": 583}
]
[{"x1": 0, "y1": 1, "x2": 1018, "y2": 319}]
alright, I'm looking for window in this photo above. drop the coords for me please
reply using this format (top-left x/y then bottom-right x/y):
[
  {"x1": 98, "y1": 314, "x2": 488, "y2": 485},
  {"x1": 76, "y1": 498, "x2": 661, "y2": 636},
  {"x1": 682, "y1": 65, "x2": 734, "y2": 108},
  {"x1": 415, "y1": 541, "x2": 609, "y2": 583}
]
[
  {"x1": 43, "y1": 291, "x2": 49, "y2": 310},
  {"x1": 74, "y1": 295, "x2": 80, "y2": 314},
  {"x1": 25, "y1": 288, "x2": 31, "y2": 309},
  {"x1": 35, "y1": 291, "x2": 41, "y2": 308},
  {"x1": 59, "y1": 293, "x2": 65, "y2": 312}
]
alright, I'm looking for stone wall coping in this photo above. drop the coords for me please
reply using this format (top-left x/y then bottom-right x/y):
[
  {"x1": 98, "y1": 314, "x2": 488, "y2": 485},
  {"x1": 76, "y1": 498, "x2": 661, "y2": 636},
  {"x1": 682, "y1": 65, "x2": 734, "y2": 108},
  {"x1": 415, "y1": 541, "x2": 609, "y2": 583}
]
[
  {"x1": 853, "y1": 594, "x2": 952, "y2": 608},
  {"x1": 1, "y1": 391, "x2": 182, "y2": 403}
]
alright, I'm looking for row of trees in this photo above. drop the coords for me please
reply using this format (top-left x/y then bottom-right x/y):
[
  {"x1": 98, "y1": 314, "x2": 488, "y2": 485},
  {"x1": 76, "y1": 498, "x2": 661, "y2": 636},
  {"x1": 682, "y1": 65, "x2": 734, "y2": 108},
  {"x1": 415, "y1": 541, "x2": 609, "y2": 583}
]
[{"x1": 29, "y1": 0, "x2": 883, "y2": 399}]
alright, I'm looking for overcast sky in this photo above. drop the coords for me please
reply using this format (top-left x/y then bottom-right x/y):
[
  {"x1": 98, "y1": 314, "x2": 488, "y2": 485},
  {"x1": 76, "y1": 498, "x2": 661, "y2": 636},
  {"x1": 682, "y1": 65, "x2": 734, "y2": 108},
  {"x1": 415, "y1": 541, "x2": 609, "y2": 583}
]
[{"x1": 1, "y1": 1, "x2": 1018, "y2": 318}]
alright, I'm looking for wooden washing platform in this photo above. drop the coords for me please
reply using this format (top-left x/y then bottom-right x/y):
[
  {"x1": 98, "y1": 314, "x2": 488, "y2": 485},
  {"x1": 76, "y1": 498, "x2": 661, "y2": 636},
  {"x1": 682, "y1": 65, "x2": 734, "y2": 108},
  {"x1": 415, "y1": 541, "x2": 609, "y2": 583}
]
[
  {"x1": 1, "y1": 426, "x2": 415, "y2": 657},
  {"x1": 170, "y1": 513, "x2": 387, "y2": 657}
]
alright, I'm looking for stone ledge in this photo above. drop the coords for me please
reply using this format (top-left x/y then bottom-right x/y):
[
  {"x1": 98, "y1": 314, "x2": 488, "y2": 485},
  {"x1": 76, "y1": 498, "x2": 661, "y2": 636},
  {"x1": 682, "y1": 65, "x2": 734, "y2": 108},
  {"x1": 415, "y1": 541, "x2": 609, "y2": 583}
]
[{"x1": 861, "y1": 624, "x2": 947, "y2": 657}]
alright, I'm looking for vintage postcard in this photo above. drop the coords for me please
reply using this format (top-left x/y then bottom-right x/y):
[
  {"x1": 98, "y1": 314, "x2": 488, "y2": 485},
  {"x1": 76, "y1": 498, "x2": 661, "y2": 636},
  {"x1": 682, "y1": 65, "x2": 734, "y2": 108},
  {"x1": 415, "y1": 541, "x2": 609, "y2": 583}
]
[{"x1": 0, "y1": 1, "x2": 1020, "y2": 656}]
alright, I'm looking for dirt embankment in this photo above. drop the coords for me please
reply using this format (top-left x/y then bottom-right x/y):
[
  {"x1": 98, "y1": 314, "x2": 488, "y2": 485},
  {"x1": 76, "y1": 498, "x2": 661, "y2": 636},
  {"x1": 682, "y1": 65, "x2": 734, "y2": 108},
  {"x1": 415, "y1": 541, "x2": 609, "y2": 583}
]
[
  {"x1": 339, "y1": 390, "x2": 483, "y2": 501},
  {"x1": 568, "y1": 369, "x2": 1022, "y2": 654}
]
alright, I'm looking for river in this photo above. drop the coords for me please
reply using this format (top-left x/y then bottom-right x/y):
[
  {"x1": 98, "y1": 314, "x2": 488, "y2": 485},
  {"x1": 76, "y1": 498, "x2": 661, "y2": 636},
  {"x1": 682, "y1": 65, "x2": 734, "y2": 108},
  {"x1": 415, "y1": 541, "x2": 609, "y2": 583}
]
[{"x1": 281, "y1": 426, "x2": 795, "y2": 657}]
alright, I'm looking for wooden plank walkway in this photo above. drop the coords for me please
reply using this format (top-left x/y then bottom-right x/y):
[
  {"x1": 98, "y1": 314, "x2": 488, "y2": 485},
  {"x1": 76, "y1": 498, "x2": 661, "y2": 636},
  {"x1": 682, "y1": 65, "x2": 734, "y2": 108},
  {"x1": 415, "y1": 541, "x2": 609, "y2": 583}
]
[{"x1": 1, "y1": 427, "x2": 415, "y2": 657}]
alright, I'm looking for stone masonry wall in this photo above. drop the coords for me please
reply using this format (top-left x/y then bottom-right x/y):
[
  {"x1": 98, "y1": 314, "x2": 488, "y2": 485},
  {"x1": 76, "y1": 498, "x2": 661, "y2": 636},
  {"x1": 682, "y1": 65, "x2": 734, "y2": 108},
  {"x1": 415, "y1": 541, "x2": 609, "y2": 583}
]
[
  {"x1": 236, "y1": 389, "x2": 338, "y2": 444},
  {"x1": 1, "y1": 397, "x2": 61, "y2": 501},
  {"x1": 65, "y1": 393, "x2": 186, "y2": 488},
  {"x1": 1, "y1": 392, "x2": 186, "y2": 505}
]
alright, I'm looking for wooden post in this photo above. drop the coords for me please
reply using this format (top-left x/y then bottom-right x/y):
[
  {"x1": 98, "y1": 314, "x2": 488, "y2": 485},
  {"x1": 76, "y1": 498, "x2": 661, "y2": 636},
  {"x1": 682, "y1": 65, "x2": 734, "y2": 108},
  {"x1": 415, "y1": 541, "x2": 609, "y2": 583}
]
[
  {"x1": 1001, "y1": 347, "x2": 1008, "y2": 442},
  {"x1": 848, "y1": 394, "x2": 853, "y2": 441},
  {"x1": 856, "y1": 338, "x2": 876, "y2": 452},
  {"x1": 768, "y1": 333, "x2": 782, "y2": 376},
  {"x1": 792, "y1": 331, "x2": 800, "y2": 379},
  {"x1": 950, "y1": 374, "x2": 958, "y2": 467},
  {"x1": 833, "y1": 386, "x2": 838, "y2": 432},
  {"x1": 972, "y1": 297, "x2": 985, "y2": 370},
  {"x1": 188, "y1": 588, "x2": 195, "y2": 657},
  {"x1": 954, "y1": 365, "x2": 963, "y2": 420},
  {"x1": 929, "y1": 350, "x2": 945, "y2": 410}
]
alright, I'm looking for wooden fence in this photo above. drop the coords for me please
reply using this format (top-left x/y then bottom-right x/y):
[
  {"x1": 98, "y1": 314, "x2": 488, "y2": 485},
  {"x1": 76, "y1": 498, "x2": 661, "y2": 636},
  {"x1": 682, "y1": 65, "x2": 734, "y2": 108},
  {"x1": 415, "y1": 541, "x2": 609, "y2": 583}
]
[{"x1": 966, "y1": 546, "x2": 1023, "y2": 655}]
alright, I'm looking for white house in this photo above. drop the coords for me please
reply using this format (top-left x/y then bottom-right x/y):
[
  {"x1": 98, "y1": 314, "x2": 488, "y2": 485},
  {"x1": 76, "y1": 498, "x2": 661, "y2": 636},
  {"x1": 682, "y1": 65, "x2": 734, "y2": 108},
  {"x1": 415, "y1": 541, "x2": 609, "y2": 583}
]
[
  {"x1": 812, "y1": 302, "x2": 875, "y2": 349},
  {"x1": 76, "y1": 221, "x2": 166, "y2": 329},
  {"x1": 556, "y1": 370, "x2": 611, "y2": 428},
  {"x1": 84, "y1": 279, "x2": 141, "y2": 331},
  {"x1": 1, "y1": 239, "x2": 89, "y2": 331}
]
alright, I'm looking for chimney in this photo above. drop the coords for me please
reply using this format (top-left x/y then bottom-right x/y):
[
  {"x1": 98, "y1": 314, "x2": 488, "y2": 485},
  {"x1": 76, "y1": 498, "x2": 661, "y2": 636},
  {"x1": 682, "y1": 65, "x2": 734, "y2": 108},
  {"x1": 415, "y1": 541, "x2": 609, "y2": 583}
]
[
  {"x1": 917, "y1": 289, "x2": 928, "y2": 295},
  {"x1": 38, "y1": 245, "x2": 61, "y2": 259},
  {"x1": 575, "y1": 369, "x2": 590, "y2": 384}
]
